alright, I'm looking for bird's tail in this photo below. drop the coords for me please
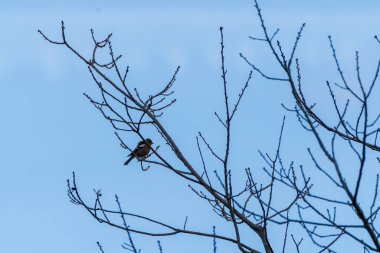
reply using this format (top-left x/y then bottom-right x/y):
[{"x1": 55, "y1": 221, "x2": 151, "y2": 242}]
[{"x1": 124, "y1": 155, "x2": 134, "y2": 166}]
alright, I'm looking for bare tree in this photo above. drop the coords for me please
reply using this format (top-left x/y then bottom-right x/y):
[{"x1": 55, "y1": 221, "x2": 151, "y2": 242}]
[
  {"x1": 239, "y1": 1, "x2": 380, "y2": 252},
  {"x1": 39, "y1": 1, "x2": 380, "y2": 252}
]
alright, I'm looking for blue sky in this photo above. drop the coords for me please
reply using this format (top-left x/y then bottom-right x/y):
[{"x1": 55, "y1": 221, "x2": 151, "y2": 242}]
[{"x1": 1, "y1": 1, "x2": 380, "y2": 253}]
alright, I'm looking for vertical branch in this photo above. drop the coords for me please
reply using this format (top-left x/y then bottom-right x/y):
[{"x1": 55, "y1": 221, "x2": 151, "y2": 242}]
[
  {"x1": 213, "y1": 226, "x2": 217, "y2": 253},
  {"x1": 220, "y1": 27, "x2": 232, "y2": 201},
  {"x1": 115, "y1": 195, "x2": 140, "y2": 253},
  {"x1": 97, "y1": 242, "x2": 105, "y2": 253},
  {"x1": 353, "y1": 52, "x2": 368, "y2": 201},
  {"x1": 157, "y1": 241, "x2": 163, "y2": 253}
]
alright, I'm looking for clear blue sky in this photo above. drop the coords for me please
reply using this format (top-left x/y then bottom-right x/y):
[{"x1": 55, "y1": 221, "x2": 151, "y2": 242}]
[{"x1": 0, "y1": 1, "x2": 380, "y2": 253}]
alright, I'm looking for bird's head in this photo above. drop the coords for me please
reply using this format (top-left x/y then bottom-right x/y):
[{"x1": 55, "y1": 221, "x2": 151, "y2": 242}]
[{"x1": 146, "y1": 138, "x2": 153, "y2": 145}]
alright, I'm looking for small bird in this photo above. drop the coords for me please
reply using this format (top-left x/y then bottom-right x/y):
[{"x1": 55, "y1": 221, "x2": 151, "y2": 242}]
[{"x1": 124, "y1": 138, "x2": 153, "y2": 166}]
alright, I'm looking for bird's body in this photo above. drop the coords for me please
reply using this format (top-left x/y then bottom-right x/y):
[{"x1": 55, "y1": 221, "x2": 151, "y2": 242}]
[{"x1": 124, "y1": 138, "x2": 153, "y2": 165}]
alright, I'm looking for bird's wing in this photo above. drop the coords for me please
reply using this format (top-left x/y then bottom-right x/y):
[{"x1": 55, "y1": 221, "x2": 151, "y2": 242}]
[{"x1": 136, "y1": 141, "x2": 146, "y2": 149}]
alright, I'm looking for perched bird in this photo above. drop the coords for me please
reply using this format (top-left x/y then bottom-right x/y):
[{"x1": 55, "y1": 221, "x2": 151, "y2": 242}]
[{"x1": 124, "y1": 138, "x2": 153, "y2": 165}]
